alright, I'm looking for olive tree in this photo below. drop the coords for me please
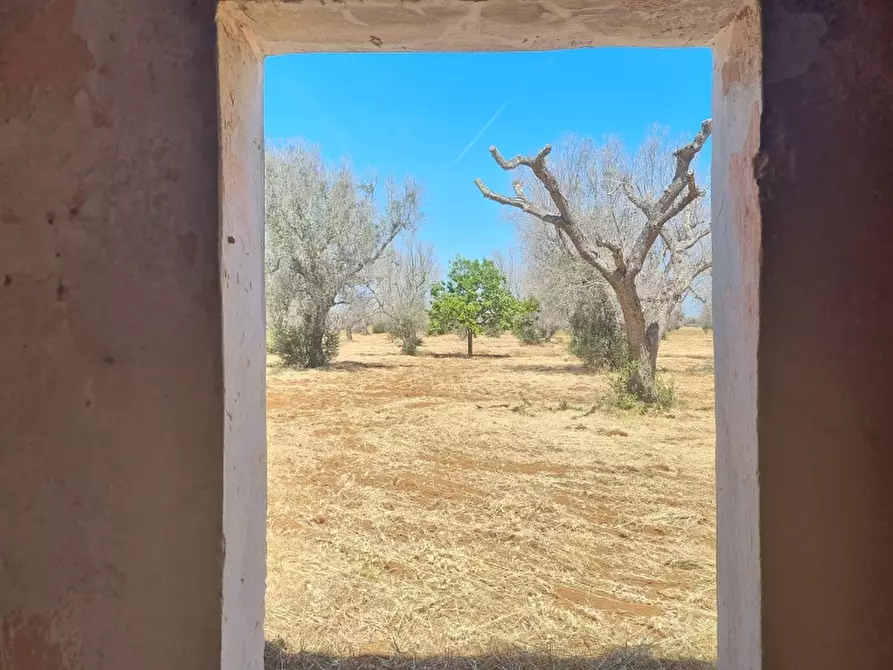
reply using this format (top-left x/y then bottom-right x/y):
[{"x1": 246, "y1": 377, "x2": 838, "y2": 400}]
[
  {"x1": 517, "y1": 220, "x2": 606, "y2": 334},
  {"x1": 330, "y1": 286, "x2": 373, "y2": 340},
  {"x1": 475, "y1": 122, "x2": 712, "y2": 401},
  {"x1": 370, "y1": 236, "x2": 438, "y2": 354},
  {"x1": 265, "y1": 142, "x2": 421, "y2": 368}
]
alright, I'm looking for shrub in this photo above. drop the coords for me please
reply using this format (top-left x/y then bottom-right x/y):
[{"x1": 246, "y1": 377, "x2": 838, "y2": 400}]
[
  {"x1": 270, "y1": 324, "x2": 339, "y2": 368},
  {"x1": 400, "y1": 334, "x2": 423, "y2": 355},
  {"x1": 512, "y1": 309, "x2": 545, "y2": 345},
  {"x1": 371, "y1": 322, "x2": 389, "y2": 334},
  {"x1": 568, "y1": 295, "x2": 628, "y2": 371},
  {"x1": 387, "y1": 320, "x2": 424, "y2": 355},
  {"x1": 665, "y1": 307, "x2": 685, "y2": 333},
  {"x1": 483, "y1": 323, "x2": 504, "y2": 338},
  {"x1": 699, "y1": 300, "x2": 713, "y2": 332},
  {"x1": 604, "y1": 360, "x2": 676, "y2": 411},
  {"x1": 512, "y1": 308, "x2": 557, "y2": 345}
]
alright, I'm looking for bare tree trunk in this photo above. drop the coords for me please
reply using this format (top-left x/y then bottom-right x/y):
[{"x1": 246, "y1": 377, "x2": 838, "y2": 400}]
[
  {"x1": 615, "y1": 283, "x2": 659, "y2": 400},
  {"x1": 474, "y1": 122, "x2": 712, "y2": 405},
  {"x1": 646, "y1": 322, "x2": 660, "y2": 373},
  {"x1": 306, "y1": 316, "x2": 325, "y2": 369},
  {"x1": 467, "y1": 330, "x2": 474, "y2": 357},
  {"x1": 305, "y1": 300, "x2": 333, "y2": 369}
]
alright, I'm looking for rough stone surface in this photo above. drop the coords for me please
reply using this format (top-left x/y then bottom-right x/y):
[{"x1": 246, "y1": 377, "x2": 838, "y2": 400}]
[
  {"x1": 224, "y1": 0, "x2": 746, "y2": 53},
  {"x1": 1, "y1": 0, "x2": 224, "y2": 668},
  {"x1": 758, "y1": 1, "x2": 893, "y2": 668}
]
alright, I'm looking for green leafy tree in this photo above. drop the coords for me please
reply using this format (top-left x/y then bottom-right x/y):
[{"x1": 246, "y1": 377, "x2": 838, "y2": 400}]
[
  {"x1": 511, "y1": 298, "x2": 558, "y2": 345},
  {"x1": 429, "y1": 257, "x2": 523, "y2": 356}
]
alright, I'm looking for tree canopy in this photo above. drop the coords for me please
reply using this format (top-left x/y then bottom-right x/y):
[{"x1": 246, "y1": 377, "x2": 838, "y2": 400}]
[
  {"x1": 265, "y1": 141, "x2": 421, "y2": 367},
  {"x1": 429, "y1": 257, "x2": 524, "y2": 356}
]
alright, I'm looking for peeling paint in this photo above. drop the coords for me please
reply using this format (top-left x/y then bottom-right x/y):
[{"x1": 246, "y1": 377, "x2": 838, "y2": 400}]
[
  {"x1": 729, "y1": 101, "x2": 762, "y2": 300},
  {"x1": 68, "y1": 187, "x2": 85, "y2": 218},
  {"x1": 87, "y1": 93, "x2": 113, "y2": 129},
  {"x1": 0, "y1": 0, "x2": 95, "y2": 97},
  {"x1": 0, "y1": 611, "x2": 80, "y2": 670},
  {"x1": 721, "y1": 5, "x2": 760, "y2": 95},
  {"x1": 2, "y1": 1, "x2": 227, "y2": 670},
  {"x1": 1, "y1": 207, "x2": 20, "y2": 225},
  {"x1": 1, "y1": 3, "x2": 779, "y2": 670}
]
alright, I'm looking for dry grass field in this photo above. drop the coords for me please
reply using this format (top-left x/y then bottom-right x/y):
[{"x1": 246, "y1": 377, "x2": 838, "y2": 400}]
[{"x1": 265, "y1": 328, "x2": 716, "y2": 670}]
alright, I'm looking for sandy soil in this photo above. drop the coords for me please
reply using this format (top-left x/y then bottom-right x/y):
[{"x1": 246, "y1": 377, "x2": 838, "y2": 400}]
[{"x1": 265, "y1": 328, "x2": 716, "y2": 668}]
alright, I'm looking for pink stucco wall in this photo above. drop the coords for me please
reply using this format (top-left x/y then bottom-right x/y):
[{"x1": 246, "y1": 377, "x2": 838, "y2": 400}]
[
  {"x1": 6, "y1": 1, "x2": 893, "y2": 670},
  {"x1": 1, "y1": 1, "x2": 224, "y2": 668}
]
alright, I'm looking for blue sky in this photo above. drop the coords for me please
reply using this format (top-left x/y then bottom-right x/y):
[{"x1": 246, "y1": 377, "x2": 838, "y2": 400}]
[{"x1": 264, "y1": 49, "x2": 712, "y2": 270}]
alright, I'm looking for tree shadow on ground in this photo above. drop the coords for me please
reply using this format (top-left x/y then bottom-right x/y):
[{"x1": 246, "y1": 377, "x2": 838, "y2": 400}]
[
  {"x1": 265, "y1": 640, "x2": 714, "y2": 670},
  {"x1": 508, "y1": 363, "x2": 591, "y2": 375},
  {"x1": 662, "y1": 354, "x2": 713, "y2": 361},
  {"x1": 423, "y1": 352, "x2": 511, "y2": 359},
  {"x1": 323, "y1": 361, "x2": 390, "y2": 372}
]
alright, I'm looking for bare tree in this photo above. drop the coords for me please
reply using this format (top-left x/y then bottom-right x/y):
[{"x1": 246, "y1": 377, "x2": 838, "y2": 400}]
[
  {"x1": 370, "y1": 236, "x2": 438, "y2": 354},
  {"x1": 330, "y1": 286, "x2": 373, "y2": 340},
  {"x1": 475, "y1": 122, "x2": 712, "y2": 400},
  {"x1": 699, "y1": 294, "x2": 713, "y2": 332},
  {"x1": 493, "y1": 248, "x2": 524, "y2": 298},
  {"x1": 517, "y1": 219, "x2": 608, "y2": 334},
  {"x1": 266, "y1": 142, "x2": 422, "y2": 367}
]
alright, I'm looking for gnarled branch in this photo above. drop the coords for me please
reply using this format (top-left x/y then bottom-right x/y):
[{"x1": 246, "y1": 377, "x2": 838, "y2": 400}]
[
  {"x1": 489, "y1": 145, "x2": 576, "y2": 226},
  {"x1": 475, "y1": 147, "x2": 627, "y2": 282},
  {"x1": 661, "y1": 225, "x2": 712, "y2": 253},
  {"x1": 473, "y1": 178, "x2": 564, "y2": 227},
  {"x1": 628, "y1": 120, "x2": 712, "y2": 273},
  {"x1": 490, "y1": 145, "x2": 553, "y2": 170},
  {"x1": 620, "y1": 180, "x2": 652, "y2": 218}
]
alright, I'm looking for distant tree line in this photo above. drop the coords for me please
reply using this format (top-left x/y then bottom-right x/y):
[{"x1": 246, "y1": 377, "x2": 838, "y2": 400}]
[{"x1": 265, "y1": 123, "x2": 713, "y2": 404}]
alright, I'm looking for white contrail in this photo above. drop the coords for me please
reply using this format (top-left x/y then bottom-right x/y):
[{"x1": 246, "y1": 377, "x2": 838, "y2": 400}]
[
  {"x1": 452, "y1": 99, "x2": 511, "y2": 166},
  {"x1": 451, "y1": 54, "x2": 557, "y2": 167}
]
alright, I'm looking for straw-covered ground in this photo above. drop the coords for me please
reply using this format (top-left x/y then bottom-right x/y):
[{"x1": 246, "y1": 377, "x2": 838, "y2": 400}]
[{"x1": 265, "y1": 328, "x2": 716, "y2": 670}]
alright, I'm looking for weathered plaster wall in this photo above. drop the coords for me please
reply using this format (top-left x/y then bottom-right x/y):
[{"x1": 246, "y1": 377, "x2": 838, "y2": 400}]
[
  {"x1": 711, "y1": 5, "x2": 762, "y2": 669},
  {"x1": 224, "y1": 0, "x2": 745, "y2": 53},
  {"x1": 17, "y1": 2, "x2": 893, "y2": 670},
  {"x1": 0, "y1": 1, "x2": 224, "y2": 668},
  {"x1": 218, "y1": 10, "x2": 267, "y2": 670},
  {"x1": 759, "y1": 1, "x2": 893, "y2": 668}
]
